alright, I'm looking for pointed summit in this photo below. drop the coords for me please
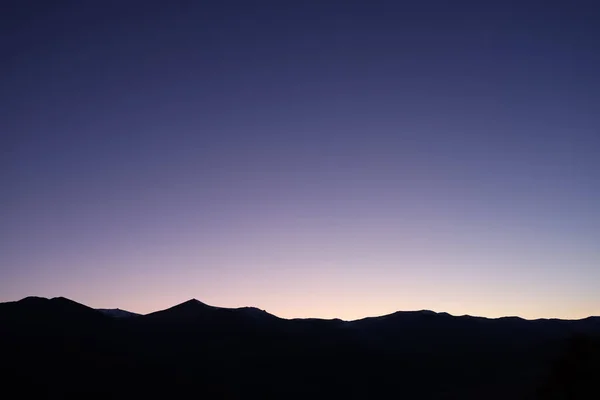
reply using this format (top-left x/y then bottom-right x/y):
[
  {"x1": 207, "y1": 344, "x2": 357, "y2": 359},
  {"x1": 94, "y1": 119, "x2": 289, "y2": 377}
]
[
  {"x1": 175, "y1": 298, "x2": 214, "y2": 310},
  {"x1": 143, "y1": 298, "x2": 215, "y2": 320},
  {"x1": 182, "y1": 298, "x2": 208, "y2": 306}
]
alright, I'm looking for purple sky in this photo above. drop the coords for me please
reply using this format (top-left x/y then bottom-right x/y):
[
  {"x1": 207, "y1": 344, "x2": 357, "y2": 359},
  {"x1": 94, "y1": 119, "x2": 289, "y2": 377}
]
[{"x1": 2, "y1": 1, "x2": 599, "y2": 320}]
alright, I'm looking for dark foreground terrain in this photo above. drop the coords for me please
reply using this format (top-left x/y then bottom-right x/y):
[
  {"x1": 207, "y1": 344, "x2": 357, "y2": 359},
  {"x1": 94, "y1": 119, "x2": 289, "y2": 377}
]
[{"x1": 0, "y1": 297, "x2": 598, "y2": 399}]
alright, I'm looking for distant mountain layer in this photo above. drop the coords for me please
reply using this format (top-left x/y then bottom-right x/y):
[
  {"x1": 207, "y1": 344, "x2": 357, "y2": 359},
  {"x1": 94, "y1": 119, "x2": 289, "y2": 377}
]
[{"x1": 1, "y1": 296, "x2": 598, "y2": 399}]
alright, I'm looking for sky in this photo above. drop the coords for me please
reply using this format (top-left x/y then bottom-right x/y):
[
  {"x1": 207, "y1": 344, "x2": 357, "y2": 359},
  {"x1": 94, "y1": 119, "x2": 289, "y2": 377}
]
[{"x1": 2, "y1": 0, "x2": 599, "y2": 320}]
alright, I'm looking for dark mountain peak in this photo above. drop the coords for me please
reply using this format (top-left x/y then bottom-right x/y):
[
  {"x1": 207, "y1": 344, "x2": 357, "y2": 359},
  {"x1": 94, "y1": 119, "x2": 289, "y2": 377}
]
[
  {"x1": 16, "y1": 296, "x2": 91, "y2": 310},
  {"x1": 176, "y1": 298, "x2": 214, "y2": 309},
  {"x1": 1, "y1": 296, "x2": 105, "y2": 328},
  {"x1": 184, "y1": 298, "x2": 207, "y2": 305},
  {"x1": 141, "y1": 300, "x2": 284, "y2": 328},
  {"x1": 18, "y1": 296, "x2": 49, "y2": 304},
  {"x1": 144, "y1": 298, "x2": 215, "y2": 320},
  {"x1": 16, "y1": 296, "x2": 90, "y2": 310}
]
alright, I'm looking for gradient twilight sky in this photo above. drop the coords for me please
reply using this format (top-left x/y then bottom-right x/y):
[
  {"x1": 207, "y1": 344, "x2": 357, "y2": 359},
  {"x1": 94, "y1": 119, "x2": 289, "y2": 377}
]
[{"x1": 2, "y1": 1, "x2": 599, "y2": 320}]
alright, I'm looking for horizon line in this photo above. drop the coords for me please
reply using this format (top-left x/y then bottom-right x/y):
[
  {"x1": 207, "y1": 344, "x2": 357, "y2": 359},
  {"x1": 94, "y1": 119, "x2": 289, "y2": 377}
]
[{"x1": 7, "y1": 295, "x2": 600, "y2": 323}]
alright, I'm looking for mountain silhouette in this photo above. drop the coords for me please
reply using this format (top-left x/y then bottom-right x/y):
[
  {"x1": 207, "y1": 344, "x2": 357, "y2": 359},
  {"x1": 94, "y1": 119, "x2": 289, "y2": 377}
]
[
  {"x1": 0, "y1": 296, "x2": 108, "y2": 331},
  {"x1": 144, "y1": 298, "x2": 215, "y2": 318},
  {"x1": 141, "y1": 298, "x2": 282, "y2": 332},
  {"x1": 0, "y1": 296, "x2": 598, "y2": 399}
]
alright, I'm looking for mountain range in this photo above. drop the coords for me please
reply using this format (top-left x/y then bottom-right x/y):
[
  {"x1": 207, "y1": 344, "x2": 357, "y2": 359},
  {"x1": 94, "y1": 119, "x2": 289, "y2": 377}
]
[{"x1": 1, "y1": 296, "x2": 598, "y2": 399}]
